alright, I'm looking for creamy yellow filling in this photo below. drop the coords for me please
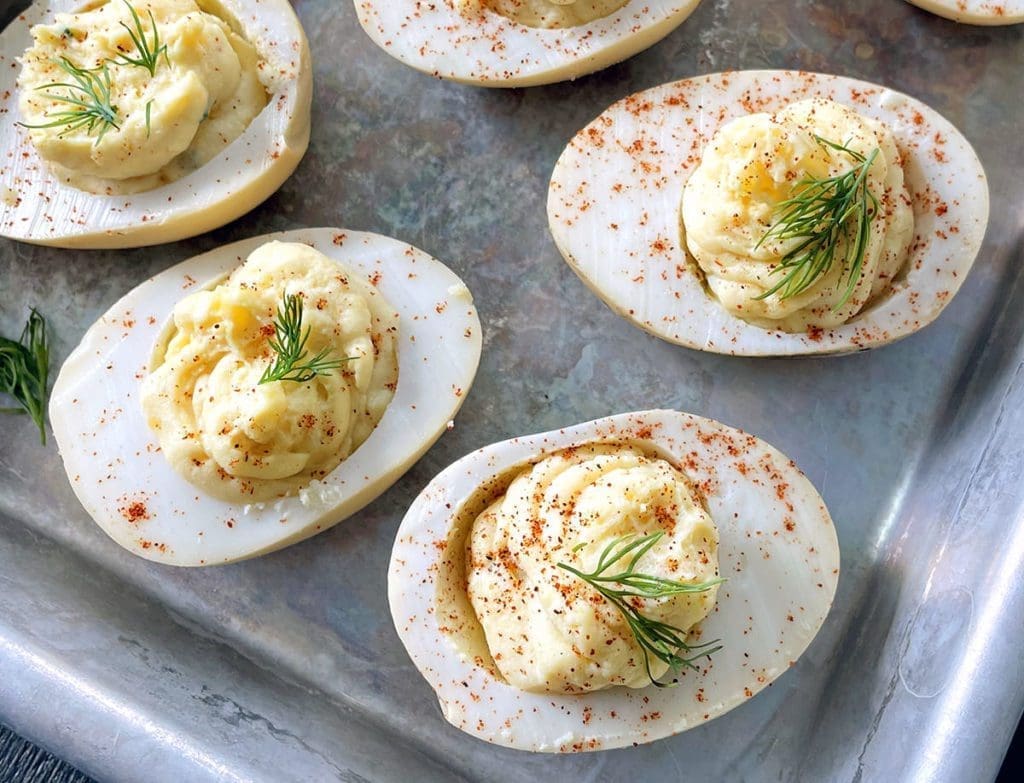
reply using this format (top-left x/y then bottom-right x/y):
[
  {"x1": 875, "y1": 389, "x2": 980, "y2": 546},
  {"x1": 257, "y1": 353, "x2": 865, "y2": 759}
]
[
  {"x1": 459, "y1": 0, "x2": 630, "y2": 28},
  {"x1": 681, "y1": 98, "x2": 914, "y2": 332},
  {"x1": 141, "y1": 241, "x2": 399, "y2": 503},
  {"x1": 467, "y1": 443, "x2": 719, "y2": 693},
  {"x1": 17, "y1": 0, "x2": 267, "y2": 194}
]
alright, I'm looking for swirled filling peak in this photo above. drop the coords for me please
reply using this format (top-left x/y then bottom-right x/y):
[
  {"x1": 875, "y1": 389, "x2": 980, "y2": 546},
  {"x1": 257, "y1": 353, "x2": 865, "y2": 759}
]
[
  {"x1": 459, "y1": 0, "x2": 630, "y2": 28},
  {"x1": 682, "y1": 98, "x2": 914, "y2": 332},
  {"x1": 141, "y1": 241, "x2": 399, "y2": 503},
  {"x1": 18, "y1": 0, "x2": 267, "y2": 193},
  {"x1": 467, "y1": 443, "x2": 720, "y2": 693}
]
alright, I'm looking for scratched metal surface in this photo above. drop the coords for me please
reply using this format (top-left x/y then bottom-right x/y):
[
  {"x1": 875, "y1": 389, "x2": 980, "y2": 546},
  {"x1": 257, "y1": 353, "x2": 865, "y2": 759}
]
[{"x1": 1, "y1": 0, "x2": 1022, "y2": 781}]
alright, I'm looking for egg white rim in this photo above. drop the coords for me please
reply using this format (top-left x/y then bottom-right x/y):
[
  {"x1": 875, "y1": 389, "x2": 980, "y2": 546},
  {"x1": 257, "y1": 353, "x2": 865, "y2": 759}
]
[
  {"x1": 48, "y1": 227, "x2": 483, "y2": 566},
  {"x1": 354, "y1": 0, "x2": 702, "y2": 88},
  {"x1": 547, "y1": 69, "x2": 990, "y2": 356},
  {"x1": 905, "y1": 0, "x2": 1024, "y2": 24},
  {"x1": 389, "y1": 409, "x2": 840, "y2": 752},
  {"x1": 0, "y1": 0, "x2": 312, "y2": 248}
]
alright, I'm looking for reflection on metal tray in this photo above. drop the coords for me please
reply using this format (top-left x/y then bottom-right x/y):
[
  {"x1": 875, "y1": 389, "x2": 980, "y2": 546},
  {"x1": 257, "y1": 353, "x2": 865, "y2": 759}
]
[{"x1": 2, "y1": 0, "x2": 1022, "y2": 780}]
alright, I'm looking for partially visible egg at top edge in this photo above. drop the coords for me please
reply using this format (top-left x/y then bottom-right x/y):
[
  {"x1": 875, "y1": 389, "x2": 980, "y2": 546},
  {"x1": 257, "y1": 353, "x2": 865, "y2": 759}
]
[
  {"x1": 388, "y1": 410, "x2": 840, "y2": 752},
  {"x1": 0, "y1": 0, "x2": 312, "y2": 248},
  {"x1": 48, "y1": 228, "x2": 482, "y2": 566},
  {"x1": 353, "y1": 0, "x2": 702, "y2": 88},
  {"x1": 547, "y1": 70, "x2": 989, "y2": 357},
  {"x1": 905, "y1": 0, "x2": 1024, "y2": 24}
]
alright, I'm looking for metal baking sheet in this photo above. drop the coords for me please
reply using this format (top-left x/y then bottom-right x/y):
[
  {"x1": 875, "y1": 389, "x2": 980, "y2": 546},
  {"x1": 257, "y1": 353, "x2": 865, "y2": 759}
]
[{"x1": 2, "y1": 0, "x2": 1022, "y2": 780}]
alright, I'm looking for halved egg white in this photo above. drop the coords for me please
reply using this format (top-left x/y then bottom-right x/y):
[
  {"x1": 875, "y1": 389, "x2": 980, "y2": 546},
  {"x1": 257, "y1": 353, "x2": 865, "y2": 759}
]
[
  {"x1": 354, "y1": 1, "x2": 702, "y2": 88},
  {"x1": 389, "y1": 410, "x2": 839, "y2": 752},
  {"x1": 548, "y1": 70, "x2": 989, "y2": 356},
  {"x1": 0, "y1": 0, "x2": 311, "y2": 248},
  {"x1": 49, "y1": 228, "x2": 482, "y2": 566},
  {"x1": 906, "y1": 0, "x2": 1024, "y2": 24}
]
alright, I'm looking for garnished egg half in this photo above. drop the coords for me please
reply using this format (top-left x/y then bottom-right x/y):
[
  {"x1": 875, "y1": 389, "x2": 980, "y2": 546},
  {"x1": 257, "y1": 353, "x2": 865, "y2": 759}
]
[
  {"x1": 389, "y1": 410, "x2": 840, "y2": 751},
  {"x1": 548, "y1": 70, "x2": 989, "y2": 356},
  {"x1": 49, "y1": 228, "x2": 482, "y2": 566},
  {"x1": 906, "y1": 0, "x2": 1024, "y2": 24},
  {"x1": 0, "y1": 0, "x2": 311, "y2": 248},
  {"x1": 355, "y1": 1, "x2": 702, "y2": 87}
]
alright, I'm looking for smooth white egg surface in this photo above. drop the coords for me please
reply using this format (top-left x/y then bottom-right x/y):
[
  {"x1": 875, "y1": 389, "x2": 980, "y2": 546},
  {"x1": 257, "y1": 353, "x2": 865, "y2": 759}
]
[
  {"x1": 49, "y1": 228, "x2": 482, "y2": 566},
  {"x1": 389, "y1": 410, "x2": 840, "y2": 752},
  {"x1": 548, "y1": 70, "x2": 989, "y2": 356},
  {"x1": 906, "y1": 0, "x2": 1024, "y2": 24},
  {"x1": 0, "y1": 0, "x2": 311, "y2": 248},
  {"x1": 354, "y1": 0, "x2": 702, "y2": 87}
]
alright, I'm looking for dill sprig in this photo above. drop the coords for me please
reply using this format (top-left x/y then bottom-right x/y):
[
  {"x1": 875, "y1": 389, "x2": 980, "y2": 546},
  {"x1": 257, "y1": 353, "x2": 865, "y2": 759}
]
[
  {"x1": 19, "y1": 3, "x2": 168, "y2": 142},
  {"x1": 20, "y1": 57, "x2": 120, "y2": 144},
  {"x1": 259, "y1": 293, "x2": 351, "y2": 385},
  {"x1": 116, "y1": 1, "x2": 169, "y2": 76},
  {"x1": 0, "y1": 309, "x2": 51, "y2": 445},
  {"x1": 754, "y1": 136, "x2": 880, "y2": 308},
  {"x1": 558, "y1": 532, "x2": 724, "y2": 687}
]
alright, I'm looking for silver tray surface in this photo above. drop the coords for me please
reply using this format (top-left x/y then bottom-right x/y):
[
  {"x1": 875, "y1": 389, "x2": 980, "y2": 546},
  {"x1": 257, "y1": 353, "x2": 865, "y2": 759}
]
[{"x1": 2, "y1": 0, "x2": 1022, "y2": 780}]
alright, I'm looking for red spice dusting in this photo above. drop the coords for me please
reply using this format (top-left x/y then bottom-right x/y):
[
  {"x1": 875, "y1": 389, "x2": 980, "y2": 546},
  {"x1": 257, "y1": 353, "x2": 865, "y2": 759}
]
[
  {"x1": 654, "y1": 505, "x2": 676, "y2": 535},
  {"x1": 529, "y1": 516, "x2": 543, "y2": 542},
  {"x1": 121, "y1": 501, "x2": 149, "y2": 524}
]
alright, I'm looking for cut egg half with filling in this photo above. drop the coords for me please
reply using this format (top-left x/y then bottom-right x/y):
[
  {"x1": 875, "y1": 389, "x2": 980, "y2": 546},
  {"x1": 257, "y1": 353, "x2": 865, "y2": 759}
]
[
  {"x1": 355, "y1": 0, "x2": 703, "y2": 87},
  {"x1": 0, "y1": 0, "x2": 311, "y2": 248},
  {"x1": 905, "y1": 0, "x2": 1024, "y2": 24},
  {"x1": 547, "y1": 70, "x2": 988, "y2": 356},
  {"x1": 49, "y1": 228, "x2": 482, "y2": 566},
  {"x1": 389, "y1": 409, "x2": 840, "y2": 751}
]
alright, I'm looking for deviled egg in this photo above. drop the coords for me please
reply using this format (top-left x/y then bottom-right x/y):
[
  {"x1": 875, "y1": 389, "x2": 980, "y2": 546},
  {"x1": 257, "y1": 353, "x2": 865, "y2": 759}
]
[
  {"x1": 548, "y1": 70, "x2": 989, "y2": 355},
  {"x1": 0, "y1": 0, "x2": 311, "y2": 247},
  {"x1": 49, "y1": 228, "x2": 482, "y2": 565},
  {"x1": 390, "y1": 410, "x2": 839, "y2": 751},
  {"x1": 906, "y1": 0, "x2": 1024, "y2": 24},
  {"x1": 355, "y1": 0, "x2": 702, "y2": 87}
]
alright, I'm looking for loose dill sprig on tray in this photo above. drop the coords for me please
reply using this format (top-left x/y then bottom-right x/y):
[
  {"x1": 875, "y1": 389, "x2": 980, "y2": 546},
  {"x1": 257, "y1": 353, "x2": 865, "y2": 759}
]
[
  {"x1": 20, "y1": 57, "x2": 120, "y2": 144},
  {"x1": 259, "y1": 293, "x2": 351, "y2": 385},
  {"x1": 0, "y1": 309, "x2": 51, "y2": 445},
  {"x1": 116, "y1": 0, "x2": 170, "y2": 76},
  {"x1": 755, "y1": 136, "x2": 880, "y2": 308},
  {"x1": 558, "y1": 532, "x2": 724, "y2": 687}
]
